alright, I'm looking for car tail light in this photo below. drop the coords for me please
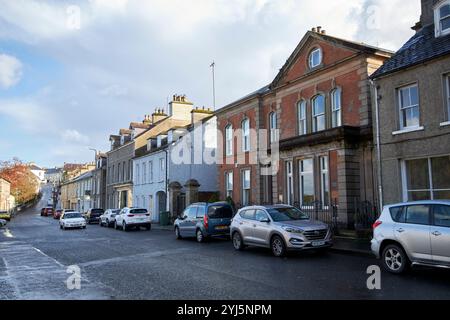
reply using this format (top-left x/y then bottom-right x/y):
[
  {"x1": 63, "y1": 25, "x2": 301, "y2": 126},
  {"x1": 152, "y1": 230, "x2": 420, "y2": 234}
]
[
  {"x1": 127, "y1": 214, "x2": 135, "y2": 217},
  {"x1": 373, "y1": 220, "x2": 382, "y2": 229},
  {"x1": 203, "y1": 214, "x2": 209, "y2": 229}
]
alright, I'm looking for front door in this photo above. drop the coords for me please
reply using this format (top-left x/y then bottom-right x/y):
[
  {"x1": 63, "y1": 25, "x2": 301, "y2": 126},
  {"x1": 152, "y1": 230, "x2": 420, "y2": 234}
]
[
  {"x1": 395, "y1": 204, "x2": 432, "y2": 262},
  {"x1": 253, "y1": 210, "x2": 272, "y2": 245},
  {"x1": 180, "y1": 206, "x2": 198, "y2": 237},
  {"x1": 431, "y1": 204, "x2": 450, "y2": 265}
]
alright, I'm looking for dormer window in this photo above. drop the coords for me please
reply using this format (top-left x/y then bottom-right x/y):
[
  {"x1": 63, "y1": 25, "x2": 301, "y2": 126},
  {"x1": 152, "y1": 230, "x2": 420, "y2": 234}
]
[
  {"x1": 435, "y1": 1, "x2": 450, "y2": 37},
  {"x1": 309, "y1": 48, "x2": 322, "y2": 69},
  {"x1": 120, "y1": 136, "x2": 125, "y2": 145}
]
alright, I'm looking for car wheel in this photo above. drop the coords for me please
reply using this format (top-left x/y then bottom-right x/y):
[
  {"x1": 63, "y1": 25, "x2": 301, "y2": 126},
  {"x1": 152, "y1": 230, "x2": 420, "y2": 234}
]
[
  {"x1": 196, "y1": 229, "x2": 205, "y2": 243},
  {"x1": 271, "y1": 235, "x2": 286, "y2": 257},
  {"x1": 175, "y1": 227, "x2": 182, "y2": 239},
  {"x1": 145, "y1": 224, "x2": 151, "y2": 231},
  {"x1": 114, "y1": 221, "x2": 118, "y2": 230},
  {"x1": 62, "y1": 225, "x2": 66, "y2": 230},
  {"x1": 106, "y1": 219, "x2": 109, "y2": 227},
  {"x1": 232, "y1": 232, "x2": 244, "y2": 251},
  {"x1": 60, "y1": 225, "x2": 62, "y2": 229},
  {"x1": 123, "y1": 222, "x2": 128, "y2": 232},
  {"x1": 382, "y1": 244, "x2": 409, "y2": 274}
]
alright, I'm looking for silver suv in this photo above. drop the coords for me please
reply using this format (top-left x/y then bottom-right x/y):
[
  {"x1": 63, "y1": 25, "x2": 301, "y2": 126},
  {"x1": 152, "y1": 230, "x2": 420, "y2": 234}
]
[
  {"x1": 372, "y1": 200, "x2": 450, "y2": 274},
  {"x1": 230, "y1": 205, "x2": 332, "y2": 257}
]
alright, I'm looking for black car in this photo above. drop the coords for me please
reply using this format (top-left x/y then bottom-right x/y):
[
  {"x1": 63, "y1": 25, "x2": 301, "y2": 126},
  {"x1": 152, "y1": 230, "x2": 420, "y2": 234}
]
[{"x1": 85, "y1": 208, "x2": 104, "y2": 224}]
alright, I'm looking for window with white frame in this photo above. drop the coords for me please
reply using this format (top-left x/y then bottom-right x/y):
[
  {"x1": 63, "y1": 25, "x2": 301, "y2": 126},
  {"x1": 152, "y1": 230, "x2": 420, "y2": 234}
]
[
  {"x1": 309, "y1": 48, "x2": 322, "y2": 69},
  {"x1": 241, "y1": 169, "x2": 251, "y2": 206},
  {"x1": 446, "y1": 75, "x2": 450, "y2": 121},
  {"x1": 149, "y1": 161, "x2": 153, "y2": 183},
  {"x1": 435, "y1": 1, "x2": 450, "y2": 37},
  {"x1": 159, "y1": 158, "x2": 165, "y2": 182},
  {"x1": 298, "y1": 100, "x2": 307, "y2": 135},
  {"x1": 402, "y1": 156, "x2": 450, "y2": 201},
  {"x1": 331, "y1": 88, "x2": 342, "y2": 128},
  {"x1": 225, "y1": 125, "x2": 233, "y2": 156},
  {"x1": 320, "y1": 156, "x2": 330, "y2": 207},
  {"x1": 269, "y1": 112, "x2": 278, "y2": 144},
  {"x1": 242, "y1": 119, "x2": 250, "y2": 152},
  {"x1": 136, "y1": 164, "x2": 140, "y2": 185},
  {"x1": 225, "y1": 171, "x2": 233, "y2": 198},
  {"x1": 142, "y1": 163, "x2": 147, "y2": 184},
  {"x1": 312, "y1": 95, "x2": 326, "y2": 132},
  {"x1": 398, "y1": 84, "x2": 420, "y2": 129},
  {"x1": 299, "y1": 158, "x2": 314, "y2": 206},
  {"x1": 286, "y1": 161, "x2": 294, "y2": 205}
]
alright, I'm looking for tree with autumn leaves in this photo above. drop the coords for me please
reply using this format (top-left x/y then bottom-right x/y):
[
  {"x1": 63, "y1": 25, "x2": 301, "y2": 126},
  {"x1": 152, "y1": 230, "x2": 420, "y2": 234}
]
[{"x1": 0, "y1": 158, "x2": 39, "y2": 205}]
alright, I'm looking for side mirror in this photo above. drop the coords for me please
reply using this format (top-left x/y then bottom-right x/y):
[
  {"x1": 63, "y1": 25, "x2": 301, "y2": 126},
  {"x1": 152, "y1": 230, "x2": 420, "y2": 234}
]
[{"x1": 260, "y1": 218, "x2": 270, "y2": 223}]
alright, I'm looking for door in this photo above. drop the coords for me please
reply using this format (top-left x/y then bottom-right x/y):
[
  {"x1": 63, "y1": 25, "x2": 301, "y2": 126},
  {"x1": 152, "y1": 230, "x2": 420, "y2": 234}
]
[
  {"x1": 180, "y1": 206, "x2": 198, "y2": 237},
  {"x1": 238, "y1": 209, "x2": 256, "y2": 243},
  {"x1": 395, "y1": 204, "x2": 432, "y2": 262},
  {"x1": 253, "y1": 210, "x2": 272, "y2": 246},
  {"x1": 431, "y1": 204, "x2": 450, "y2": 265}
]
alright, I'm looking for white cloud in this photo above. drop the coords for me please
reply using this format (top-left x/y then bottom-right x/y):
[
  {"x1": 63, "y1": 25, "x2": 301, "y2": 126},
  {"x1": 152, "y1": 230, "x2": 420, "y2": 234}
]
[
  {"x1": 99, "y1": 84, "x2": 129, "y2": 97},
  {"x1": 61, "y1": 129, "x2": 90, "y2": 144},
  {"x1": 0, "y1": 53, "x2": 23, "y2": 89}
]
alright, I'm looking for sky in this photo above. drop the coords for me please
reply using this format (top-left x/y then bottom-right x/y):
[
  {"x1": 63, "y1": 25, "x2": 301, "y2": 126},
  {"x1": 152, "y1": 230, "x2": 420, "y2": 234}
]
[{"x1": 0, "y1": 0, "x2": 421, "y2": 168}]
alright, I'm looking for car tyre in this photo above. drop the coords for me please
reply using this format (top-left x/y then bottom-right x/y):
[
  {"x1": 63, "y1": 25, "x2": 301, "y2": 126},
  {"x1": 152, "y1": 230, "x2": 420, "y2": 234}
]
[
  {"x1": 175, "y1": 227, "x2": 182, "y2": 239},
  {"x1": 145, "y1": 224, "x2": 151, "y2": 231},
  {"x1": 232, "y1": 232, "x2": 244, "y2": 251},
  {"x1": 196, "y1": 229, "x2": 205, "y2": 243},
  {"x1": 123, "y1": 222, "x2": 128, "y2": 232},
  {"x1": 382, "y1": 244, "x2": 409, "y2": 274},
  {"x1": 271, "y1": 235, "x2": 286, "y2": 257}
]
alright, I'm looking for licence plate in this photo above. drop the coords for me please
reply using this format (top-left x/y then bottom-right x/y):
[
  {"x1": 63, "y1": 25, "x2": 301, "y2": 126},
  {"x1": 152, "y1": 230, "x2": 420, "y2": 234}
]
[
  {"x1": 215, "y1": 226, "x2": 229, "y2": 230},
  {"x1": 312, "y1": 241, "x2": 326, "y2": 247}
]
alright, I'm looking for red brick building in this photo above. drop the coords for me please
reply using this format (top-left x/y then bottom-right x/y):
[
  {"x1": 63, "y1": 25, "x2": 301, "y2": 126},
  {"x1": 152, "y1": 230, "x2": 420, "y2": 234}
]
[{"x1": 216, "y1": 28, "x2": 392, "y2": 227}]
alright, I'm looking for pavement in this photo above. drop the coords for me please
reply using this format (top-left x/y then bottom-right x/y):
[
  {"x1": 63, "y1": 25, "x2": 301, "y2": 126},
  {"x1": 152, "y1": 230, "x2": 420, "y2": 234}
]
[{"x1": 1, "y1": 185, "x2": 450, "y2": 300}]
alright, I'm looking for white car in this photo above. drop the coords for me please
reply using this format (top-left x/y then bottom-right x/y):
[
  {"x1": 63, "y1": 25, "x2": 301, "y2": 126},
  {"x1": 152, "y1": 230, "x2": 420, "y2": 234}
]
[
  {"x1": 114, "y1": 207, "x2": 152, "y2": 231},
  {"x1": 60, "y1": 211, "x2": 87, "y2": 230},
  {"x1": 100, "y1": 209, "x2": 121, "y2": 228}
]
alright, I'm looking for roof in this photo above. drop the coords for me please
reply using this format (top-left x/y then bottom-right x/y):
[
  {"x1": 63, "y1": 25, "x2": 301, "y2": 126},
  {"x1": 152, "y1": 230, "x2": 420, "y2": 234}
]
[
  {"x1": 0, "y1": 177, "x2": 11, "y2": 184},
  {"x1": 119, "y1": 129, "x2": 132, "y2": 135},
  {"x1": 129, "y1": 122, "x2": 151, "y2": 130},
  {"x1": 215, "y1": 85, "x2": 270, "y2": 114},
  {"x1": 72, "y1": 170, "x2": 93, "y2": 182},
  {"x1": 45, "y1": 168, "x2": 62, "y2": 174},
  {"x1": 28, "y1": 164, "x2": 43, "y2": 171},
  {"x1": 371, "y1": 24, "x2": 450, "y2": 79}
]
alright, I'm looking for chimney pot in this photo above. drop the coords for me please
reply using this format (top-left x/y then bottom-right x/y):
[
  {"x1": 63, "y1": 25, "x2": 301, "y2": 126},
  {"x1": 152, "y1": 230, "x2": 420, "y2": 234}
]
[
  {"x1": 312, "y1": 27, "x2": 317, "y2": 32},
  {"x1": 321, "y1": 30, "x2": 326, "y2": 35},
  {"x1": 317, "y1": 26, "x2": 322, "y2": 33}
]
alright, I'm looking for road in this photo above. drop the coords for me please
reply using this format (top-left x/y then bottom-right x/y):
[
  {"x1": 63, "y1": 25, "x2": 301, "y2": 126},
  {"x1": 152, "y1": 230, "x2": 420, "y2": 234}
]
[{"x1": 1, "y1": 185, "x2": 450, "y2": 300}]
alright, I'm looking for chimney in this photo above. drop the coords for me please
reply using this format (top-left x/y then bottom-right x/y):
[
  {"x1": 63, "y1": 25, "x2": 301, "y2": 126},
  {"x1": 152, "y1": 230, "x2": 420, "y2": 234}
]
[
  {"x1": 169, "y1": 94, "x2": 194, "y2": 121},
  {"x1": 191, "y1": 106, "x2": 214, "y2": 124},
  {"x1": 317, "y1": 26, "x2": 322, "y2": 33},
  {"x1": 312, "y1": 27, "x2": 317, "y2": 32},
  {"x1": 152, "y1": 108, "x2": 168, "y2": 123},
  {"x1": 321, "y1": 29, "x2": 326, "y2": 35},
  {"x1": 143, "y1": 115, "x2": 152, "y2": 125},
  {"x1": 418, "y1": 0, "x2": 437, "y2": 29}
]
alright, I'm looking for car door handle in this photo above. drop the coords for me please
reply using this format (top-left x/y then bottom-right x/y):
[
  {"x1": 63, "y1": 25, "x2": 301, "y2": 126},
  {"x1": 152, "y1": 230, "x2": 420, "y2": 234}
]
[
  {"x1": 253, "y1": 224, "x2": 257, "y2": 228},
  {"x1": 239, "y1": 222, "x2": 244, "y2": 225},
  {"x1": 432, "y1": 231, "x2": 442, "y2": 236},
  {"x1": 396, "y1": 228, "x2": 405, "y2": 233}
]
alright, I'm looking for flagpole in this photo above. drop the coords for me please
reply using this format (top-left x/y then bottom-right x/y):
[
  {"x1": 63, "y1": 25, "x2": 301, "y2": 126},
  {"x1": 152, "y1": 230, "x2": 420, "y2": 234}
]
[{"x1": 210, "y1": 61, "x2": 216, "y2": 110}]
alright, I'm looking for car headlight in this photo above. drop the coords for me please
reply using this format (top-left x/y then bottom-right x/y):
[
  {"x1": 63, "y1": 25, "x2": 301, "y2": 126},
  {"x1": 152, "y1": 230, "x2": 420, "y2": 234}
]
[{"x1": 282, "y1": 226, "x2": 304, "y2": 234}]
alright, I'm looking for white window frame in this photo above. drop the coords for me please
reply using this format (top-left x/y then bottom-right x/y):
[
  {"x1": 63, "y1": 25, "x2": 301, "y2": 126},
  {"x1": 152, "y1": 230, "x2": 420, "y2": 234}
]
[
  {"x1": 286, "y1": 161, "x2": 294, "y2": 206},
  {"x1": 435, "y1": 1, "x2": 450, "y2": 37},
  {"x1": 299, "y1": 158, "x2": 315, "y2": 208},
  {"x1": 269, "y1": 112, "x2": 278, "y2": 144},
  {"x1": 320, "y1": 156, "x2": 330, "y2": 208},
  {"x1": 149, "y1": 161, "x2": 153, "y2": 183},
  {"x1": 159, "y1": 158, "x2": 165, "y2": 182},
  {"x1": 297, "y1": 100, "x2": 307, "y2": 135},
  {"x1": 312, "y1": 95, "x2": 326, "y2": 132},
  {"x1": 446, "y1": 75, "x2": 450, "y2": 121},
  {"x1": 398, "y1": 84, "x2": 420, "y2": 130},
  {"x1": 136, "y1": 163, "x2": 140, "y2": 185},
  {"x1": 142, "y1": 162, "x2": 147, "y2": 184},
  {"x1": 241, "y1": 169, "x2": 251, "y2": 206},
  {"x1": 309, "y1": 48, "x2": 322, "y2": 69},
  {"x1": 241, "y1": 119, "x2": 250, "y2": 152},
  {"x1": 225, "y1": 125, "x2": 233, "y2": 156},
  {"x1": 225, "y1": 171, "x2": 233, "y2": 198},
  {"x1": 331, "y1": 88, "x2": 342, "y2": 128}
]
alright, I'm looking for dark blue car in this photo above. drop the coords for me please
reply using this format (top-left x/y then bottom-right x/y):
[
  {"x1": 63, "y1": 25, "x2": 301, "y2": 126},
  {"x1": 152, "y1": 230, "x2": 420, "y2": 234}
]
[{"x1": 174, "y1": 202, "x2": 234, "y2": 243}]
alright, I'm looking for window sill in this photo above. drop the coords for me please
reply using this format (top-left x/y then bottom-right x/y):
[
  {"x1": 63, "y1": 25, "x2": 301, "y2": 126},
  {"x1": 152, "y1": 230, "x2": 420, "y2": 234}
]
[
  {"x1": 392, "y1": 126, "x2": 424, "y2": 136},
  {"x1": 440, "y1": 121, "x2": 450, "y2": 127}
]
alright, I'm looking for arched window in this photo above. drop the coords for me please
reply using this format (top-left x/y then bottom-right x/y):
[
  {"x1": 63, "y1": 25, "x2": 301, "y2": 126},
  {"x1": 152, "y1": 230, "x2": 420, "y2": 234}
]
[
  {"x1": 225, "y1": 124, "x2": 233, "y2": 156},
  {"x1": 269, "y1": 112, "x2": 277, "y2": 143},
  {"x1": 331, "y1": 88, "x2": 342, "y2": 128},
  {"x1": 435, "y1": 1, "x2": 450, "y2": 37},
  {"x1": 297, "y1": 100, "x2": 307, "y2": 135},
  {"x1": 309, "y1": 48, "x2": 322, "y2": 69},
  {"x1": 241, "y1": 119, "x2": 250, "y2": 152},
  {"x1": 312, "y1": 95, "x2": 326, "y2": 132}
]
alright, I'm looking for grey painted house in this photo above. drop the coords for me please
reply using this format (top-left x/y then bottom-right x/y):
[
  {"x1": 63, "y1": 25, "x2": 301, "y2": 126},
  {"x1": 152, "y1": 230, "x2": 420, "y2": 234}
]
[{"x1": 371, "y1": 0, "x2": 450, "y2": 205}]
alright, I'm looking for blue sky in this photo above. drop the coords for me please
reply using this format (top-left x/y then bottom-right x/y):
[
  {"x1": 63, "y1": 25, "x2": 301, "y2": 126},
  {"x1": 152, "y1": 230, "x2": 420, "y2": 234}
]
[{"x1": 0, "y1": 0, "x2": 421, "y2": 168}]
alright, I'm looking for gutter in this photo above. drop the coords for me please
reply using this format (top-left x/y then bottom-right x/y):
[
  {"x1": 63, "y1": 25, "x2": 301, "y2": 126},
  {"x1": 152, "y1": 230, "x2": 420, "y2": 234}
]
[{"x1": 370, "y1": 80, "x2": 383, "y2": 211}]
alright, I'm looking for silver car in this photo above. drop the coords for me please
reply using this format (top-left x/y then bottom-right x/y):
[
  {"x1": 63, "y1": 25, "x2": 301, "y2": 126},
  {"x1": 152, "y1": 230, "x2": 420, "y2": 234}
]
[
  {"x1": 230, "y1": 205, "x2": 333, "y2": 257},
  {"x1": 371, "y1": 200, "x2": 450, "y2": 274}
]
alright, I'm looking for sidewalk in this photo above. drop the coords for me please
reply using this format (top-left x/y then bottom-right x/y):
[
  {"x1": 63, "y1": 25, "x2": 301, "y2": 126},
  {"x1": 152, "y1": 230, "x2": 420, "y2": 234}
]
[{"x1": 152, "y1": 223, "x2": 373, "y2": 257}]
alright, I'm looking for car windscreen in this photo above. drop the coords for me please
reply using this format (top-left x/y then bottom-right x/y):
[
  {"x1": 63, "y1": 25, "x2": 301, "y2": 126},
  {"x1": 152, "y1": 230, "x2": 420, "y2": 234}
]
[
  {"x1": 130, "y1": 209, "x2": 148, "y2": 214},
  {"x1": 91, "y1": 209, "x2": 104, "y2": 214},
  {"x1": 112, "y1": 209, "x2": 121, "y2": 214},
  {"x1": 207, "y1": 205, "x2": 233, "y2": 219},
  {"x1": 268, "y1": 207, "x2": 309, "y2": 222},
  {"x1": 65, "y1": 213, "x2": 83, "y2": 219}
]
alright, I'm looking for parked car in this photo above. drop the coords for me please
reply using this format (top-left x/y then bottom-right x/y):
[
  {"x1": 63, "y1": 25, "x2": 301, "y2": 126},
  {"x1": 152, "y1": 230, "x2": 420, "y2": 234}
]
[
  {"x1": 53, "y1": 209, "x2": 63, "y2": 220},
  {"x1": 100, "y1": 209, "x2": 121, "y2": 228},
  {"x1": 371, "y1": 200, "x2": 450, "y2": 274},
  {"x1": 230, "y1": 205, "x2": 332, "y2": 257},
  {"x1": 41, "y1": 207, "x2": 54, "y2": 217},
  {"x1": 114, "y1": 208, "x2": 151, "y2": 231},
  {"x1": 85, "y1": 208, "x2": 104, "y2": 224},
  {"x1": 59, "y1": 211, "x2": 87, "y2": 230},
  {"x1": 0, "y1": 219, "x2": 7, "y2": 227},
  {"x1": 0, "y1": 211, "x2": 11, "y2": 221},
  {"x1": 174, "y1": 202, "x2": 234, "y2": 243}
]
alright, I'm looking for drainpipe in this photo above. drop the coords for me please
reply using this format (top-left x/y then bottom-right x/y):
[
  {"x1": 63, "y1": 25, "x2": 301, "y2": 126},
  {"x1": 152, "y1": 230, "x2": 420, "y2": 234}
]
[{"x1": 370, "y1": 79, "x2": 384, "y2": 211}]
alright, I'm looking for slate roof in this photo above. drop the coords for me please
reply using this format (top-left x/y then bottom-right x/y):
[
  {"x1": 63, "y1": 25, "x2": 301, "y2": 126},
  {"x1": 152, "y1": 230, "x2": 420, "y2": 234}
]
[{"x1": 371, "y1": 24, "x2": 450, "y2": 79}]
